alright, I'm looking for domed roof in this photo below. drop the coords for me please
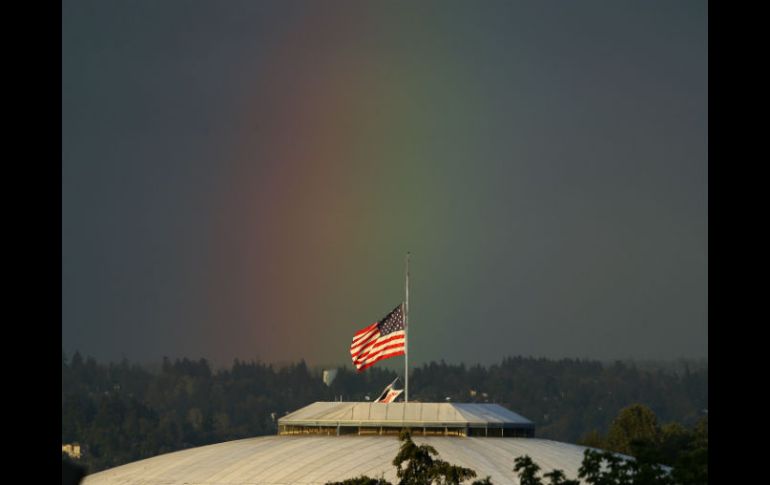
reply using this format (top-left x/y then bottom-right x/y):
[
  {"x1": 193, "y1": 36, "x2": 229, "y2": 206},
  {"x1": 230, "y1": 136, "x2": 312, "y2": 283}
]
[
  {"x1": 82, "y1": 435, "x2": 594, "y2": 485},
  {"x1": 83, "y1": 402, "x2": 595, "y2": 484}
]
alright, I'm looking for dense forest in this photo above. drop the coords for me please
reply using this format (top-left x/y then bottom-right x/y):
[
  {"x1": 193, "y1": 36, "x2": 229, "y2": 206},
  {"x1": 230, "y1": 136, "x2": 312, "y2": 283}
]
[{"x1": 61, "y1": 352, "x2": 707, "y2": 474}]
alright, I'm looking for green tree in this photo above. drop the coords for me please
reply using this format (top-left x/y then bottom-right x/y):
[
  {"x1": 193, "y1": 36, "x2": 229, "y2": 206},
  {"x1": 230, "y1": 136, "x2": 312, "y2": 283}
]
[
  {"x1": 431, "y1": 458, "x2": 478, "y2": 485},
  {"x1": 578, "y1": 429, "x2": 606, "y2": 449},
  {"x1": 578, "y1": 449, "x2": 673, "y2": 485},
  {"x1": 326, "y1": 476, "x2": 392, "y2": 485},
  {"x1": 658, "y1": 422, "x2": 691, "y2": 466},
  {"x1": 670, "y1": 416, "x2": 707, "y2": 485},
  {"x1": 543, "y1": 469, "x2": 579, "y2": 485},
  {"x1": 393, "y1": 430, "x2": 478, "y2": 485},
  {"x1": 513, "y1": 456, "x2": 581, "y2": 485},
  {"x1": 513, "y1": 455, "x2": 542, "y2": 485},
  {"x1": 468, "y1": 479, "x2": 493, "y2": 485},
  {"x1": 605, "y1": 404, "x2": 660, "y2": 456},
  {"x1": 327, "y1": 429, "x2": 483, "y2": 485}
]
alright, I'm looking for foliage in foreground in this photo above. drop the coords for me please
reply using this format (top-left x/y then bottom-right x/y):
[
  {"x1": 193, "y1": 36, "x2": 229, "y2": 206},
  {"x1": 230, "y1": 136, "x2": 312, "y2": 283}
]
[
  {"x1": 328, "y1": 439, "x2": 690, "y2": 485},
  {"x1": 327, "y1": 430, "x2": 491, "y2": 485},
  {"x1": 325, "y1": 477, "x2": 391, "y2": 485},
  {"x1": 392, "y1": 430, "x2": 487, "y2": 485},
  {"x1": 578, "y1": 404, "x2": 708, "y2": 485},
  {"x1": 324, "y1": 406, "x2": 707, "y2": 485}
]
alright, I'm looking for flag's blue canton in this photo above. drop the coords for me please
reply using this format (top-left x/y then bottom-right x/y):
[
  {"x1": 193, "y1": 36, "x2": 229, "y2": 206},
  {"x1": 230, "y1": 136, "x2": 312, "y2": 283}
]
[{"x1": 377, "y1": 305, "x2": 405, "y2": 336}]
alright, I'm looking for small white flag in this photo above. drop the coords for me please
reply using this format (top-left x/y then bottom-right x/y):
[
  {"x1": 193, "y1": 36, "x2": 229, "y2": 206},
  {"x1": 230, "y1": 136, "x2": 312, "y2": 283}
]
[{"x1": 374, "y1": 377, "x2": 403, "y2": 403}]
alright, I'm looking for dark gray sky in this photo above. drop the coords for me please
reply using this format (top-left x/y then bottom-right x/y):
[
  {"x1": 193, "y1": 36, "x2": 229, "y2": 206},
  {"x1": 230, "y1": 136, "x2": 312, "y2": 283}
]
[{"x1": 63, "y1": 0, "x2": 707, "y2": 367}]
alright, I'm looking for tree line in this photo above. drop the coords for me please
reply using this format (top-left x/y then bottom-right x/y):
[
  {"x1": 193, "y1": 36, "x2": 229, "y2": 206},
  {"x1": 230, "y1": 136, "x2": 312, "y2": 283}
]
[{"x1": 61, "y1": 352, "x2": 706, "y2": 474}]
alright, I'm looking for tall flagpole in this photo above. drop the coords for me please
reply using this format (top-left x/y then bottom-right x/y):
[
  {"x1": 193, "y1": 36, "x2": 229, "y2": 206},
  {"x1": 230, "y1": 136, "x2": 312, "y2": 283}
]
[{"x1": 405, "y1": 252, "x2": 410, "y2": 403}]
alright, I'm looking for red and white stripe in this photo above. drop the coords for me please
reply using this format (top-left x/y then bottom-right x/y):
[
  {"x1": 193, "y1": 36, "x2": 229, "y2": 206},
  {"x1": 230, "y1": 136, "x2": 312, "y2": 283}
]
[
  {"x1": 377, "y1": 388, "x2": 403, "y2": 403},
  {"x1": 350, "y1": 323, "x2": 405, "y2": 372}
]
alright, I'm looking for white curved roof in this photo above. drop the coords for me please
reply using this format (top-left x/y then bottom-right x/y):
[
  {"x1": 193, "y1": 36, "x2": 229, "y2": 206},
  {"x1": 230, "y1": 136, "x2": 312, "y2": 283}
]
[
  {"x1": 83, "y1": 435, "x2": 594, "y2": 485},
  {"x1": 279, "y1": 401, "x2": 534, "y2": 428}
]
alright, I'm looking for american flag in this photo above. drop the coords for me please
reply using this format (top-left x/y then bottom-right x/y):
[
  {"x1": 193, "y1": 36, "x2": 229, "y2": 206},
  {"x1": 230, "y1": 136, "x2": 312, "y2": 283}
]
[{"x1": 350, "y1": 304, "x2": 405, "y2": 372}]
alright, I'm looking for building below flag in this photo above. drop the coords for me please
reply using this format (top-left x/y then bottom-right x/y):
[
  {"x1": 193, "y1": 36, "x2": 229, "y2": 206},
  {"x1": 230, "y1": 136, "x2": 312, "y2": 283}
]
[{"x1": 350, "y1": 304, "x2": 405, "y2": 372}]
